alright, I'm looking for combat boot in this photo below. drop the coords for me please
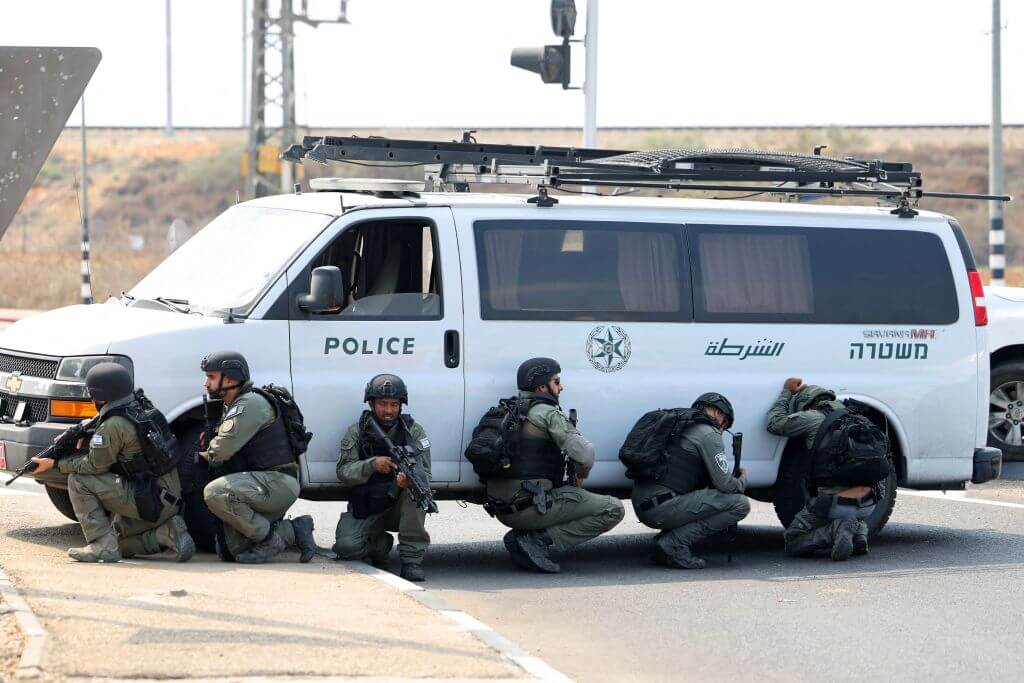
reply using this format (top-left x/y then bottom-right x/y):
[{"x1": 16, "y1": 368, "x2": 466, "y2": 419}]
[
  {"x1": 235, "y1": 530, "x2": 287, "y2": 564},
  {"x1": 503, "y1": 529, "x2": 560, "y2": 573},
  {"x1": 830, "y1": 519, "x2": 858, "y2": 562},
  {"x1": 652, "y1": 535, "x2": 706, "y2": 570},
  {"x1": 290, "y1": 515, "x2": 317, "y2": 563},
  {"x1": 69, "y1": 532, "x2": 121, "y2": 563},
  {"x1": 368, "y1": 533, "x2": 394, "y2": 567},
  {"x1": 853, "y1": 530, "x2": 869, "y2": 556},
  {"x1": 400, "y1": 563, "x2": 425, "y2": 582},
  {"x1": 155, "y1": 515, "x2": 196, "y2": 563}
]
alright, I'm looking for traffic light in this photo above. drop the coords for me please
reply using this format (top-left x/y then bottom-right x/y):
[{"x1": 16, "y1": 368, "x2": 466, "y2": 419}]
[
  {"x1": 510, "y1": 44, "x2": 570, "y2": 87},
  {"x1": 510, "y1": 0, "x2": 577, "y2": 90}
]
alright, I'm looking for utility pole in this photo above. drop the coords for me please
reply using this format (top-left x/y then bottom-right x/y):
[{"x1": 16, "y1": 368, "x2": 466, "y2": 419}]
[
  {"x1": 165, "y1": 0, "x2": 173, "y2": 136},
  {"x1": 247, "y1": 0, "x2": 349, "y2": 198},
  {"x1": 80, "y1": 97, "x2": 93, "y2": 305},
  {"x1": 989, "y1": 0, "x2": 1005, "y2": 286},
  {"x1": 582, "y1": 0, "x2": 598, "y2": 148},
  {"x1": 242, "y1": 0, "x2": 248, "y2": 127}
]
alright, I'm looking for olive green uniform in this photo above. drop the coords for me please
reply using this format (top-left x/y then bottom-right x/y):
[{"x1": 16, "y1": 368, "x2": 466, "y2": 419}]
[
  {"x1": 632, "y1": 423, "x2": 750, "y2": 555},
  {"x1": 486, "y1": 391, "x2": 624, "y2": 553},
  {"x1": 202, "y1": 388, "x2": 299, "y2": 556},
  {"x1": 766, "y1": 389, "x2": 871, "y2": 554},
  {"x1": 60, "y1": 410, "x2": 181, "y2": 556},
  {"x1": 333, "y1": 420, "x2": 431, "y2": 566}
]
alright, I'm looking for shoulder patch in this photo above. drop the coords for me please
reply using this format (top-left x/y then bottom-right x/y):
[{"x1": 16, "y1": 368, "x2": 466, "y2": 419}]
[
  {"x1": 220, "y1": 418, "x2": 235, "y2": 433},
  {"x1": 90, "y1": 433, "x2": 106, "y2": 448},
  {"x1": 420, "y1": 438, "x2": 431, "y2": 449},
  {"x1": 714, "y1": 452, "x2": 729, "y2": 473},
  {"x1": 225, "y1": 404, "x2": 243, "y2": 419}
]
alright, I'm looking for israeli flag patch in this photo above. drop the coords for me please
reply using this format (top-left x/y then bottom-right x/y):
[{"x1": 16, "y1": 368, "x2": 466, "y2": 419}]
[
  {"x1": 225, "y1": 405, "x2": 243, "y2": 419},
  {"x1": 91, "y1": 434, "x2": 106, "y2": 447},
  {"x1": 420, "y1": 438, "x2": 431, "y2": 449},
  {"x1": 715, "y1": 452, "x2": 729, "y2": 473}
]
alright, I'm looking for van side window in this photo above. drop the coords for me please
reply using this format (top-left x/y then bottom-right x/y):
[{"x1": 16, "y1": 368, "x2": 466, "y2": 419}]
[
  {"x1": 689, "y1": 225, "x2": 959, "y2": 324},
  {"x1": 312, "y1": 219, "x2": 442, "y2": 319},
  {"x1": 474, "y1": 220, "x2": 690, "y2": 321}
]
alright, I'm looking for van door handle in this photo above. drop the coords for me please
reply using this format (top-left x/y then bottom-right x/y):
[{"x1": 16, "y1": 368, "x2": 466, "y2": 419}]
[{"x1": 444, "y1": 330, "x2": 460, "y2": 369}]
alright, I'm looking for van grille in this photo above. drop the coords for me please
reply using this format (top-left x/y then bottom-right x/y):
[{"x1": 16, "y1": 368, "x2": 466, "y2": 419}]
[
  {"x1": 0, "y1": 391, "x2": 49, "y2": 423},
  {"x1": 0, "y1": 352, "x2": 59, "y2": 380}
]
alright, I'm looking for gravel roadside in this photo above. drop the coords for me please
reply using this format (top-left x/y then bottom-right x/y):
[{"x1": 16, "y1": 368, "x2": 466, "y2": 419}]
[{"x1": 1, "y1": 596, "x2": 21, "y2": 682}]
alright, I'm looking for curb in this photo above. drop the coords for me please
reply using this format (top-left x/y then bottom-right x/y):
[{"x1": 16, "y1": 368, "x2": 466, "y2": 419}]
[
  {"x1": 351, "y1": 563, "x2": 572, "y2": 683},
  {"x1": 0, "y1": 565, "x2": 47, "y2": 679}
]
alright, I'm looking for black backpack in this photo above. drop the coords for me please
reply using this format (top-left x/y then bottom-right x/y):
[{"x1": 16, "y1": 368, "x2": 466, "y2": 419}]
[
  {"x1": 618, "y1": 408, "x2": 716, "y2": 481},
  {"x1": 810, "y1": 399, "x2": 891, "y2": 486},
  {"x1": 465, "y1": 397, "x2": 528, "y2": 481},
  {"x1": 254, "y1": 384, "x2": 313, "y2": 457}
]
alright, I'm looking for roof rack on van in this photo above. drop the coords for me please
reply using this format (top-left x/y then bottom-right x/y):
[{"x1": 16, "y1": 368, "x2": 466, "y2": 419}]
[{"x1": 282, "y1": 133, "x2": 1012, "y2": 217}]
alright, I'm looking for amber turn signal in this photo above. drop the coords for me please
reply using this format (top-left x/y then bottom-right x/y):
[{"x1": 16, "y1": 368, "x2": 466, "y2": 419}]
[{"x1": 50, "y1": 400, "x2": 98, "y2": 419}]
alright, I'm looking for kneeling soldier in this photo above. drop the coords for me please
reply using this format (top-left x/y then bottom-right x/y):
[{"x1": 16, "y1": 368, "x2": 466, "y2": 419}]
[
  {"x1": 767, "y1": 378, "x2": 873, "y2": 561},
  {"x1": 29, "y1": 362, "x2": 194, "y2": 563},
  {"x1": 333, "y1": 374, "x2": 431, "y2": 582},
  {"x1": 487, "y1": 358, "x2": 624, "y2": 573},
  {"x1": 630, "y1": 393, "x2": 750, "y2": 569},
  {"x1": 199, "y1": 351, "x2": 317, "y2": 563}
]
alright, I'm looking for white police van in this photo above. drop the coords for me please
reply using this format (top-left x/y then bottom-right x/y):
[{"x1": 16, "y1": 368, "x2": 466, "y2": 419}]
[{"x1": 0, "y1": 139, "x2": 1003, "y2": 540}]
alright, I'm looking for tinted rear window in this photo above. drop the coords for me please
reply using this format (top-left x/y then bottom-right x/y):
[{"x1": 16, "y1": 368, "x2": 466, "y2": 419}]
[
  {"x1": 689, "y1": 225, "x2": 958, "y2": 324},
  {"x1": 474, "y1": 220, "x2": 690, "y2": 321}
]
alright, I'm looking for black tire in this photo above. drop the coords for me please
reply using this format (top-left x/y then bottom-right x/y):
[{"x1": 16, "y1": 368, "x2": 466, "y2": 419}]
[
  {"x1": 988, "y1": 361, "x2": 1024, "y2": 461},
  {"x1": 772, "y1": 442, "x2": 897, "y2": 537},
  {"x1": 174, "y1": 422, "x2": 218, "y2": 553},
  {"x1": 44, "y1": 484, "x2": 77, "y2": 521}
]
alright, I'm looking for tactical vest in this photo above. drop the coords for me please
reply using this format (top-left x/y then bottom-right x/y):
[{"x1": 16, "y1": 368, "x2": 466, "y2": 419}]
[
  {"x1": 105, "y1": 392, "x2": 179, "y2": 481},
  {"x1": 640, "y1": 420, "x2": 718, "y2": 495},
  {"x1": 350, "y1": 412, "x2": 414, "y2": 519},
  {"x1": 224, "y1": 389, "x2": 296, "y2": 473},
  {"x1": 490, "y1": 396, "x2": 566, "y2": 485}
]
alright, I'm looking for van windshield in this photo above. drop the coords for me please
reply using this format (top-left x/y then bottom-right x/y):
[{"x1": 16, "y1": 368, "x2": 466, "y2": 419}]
[{"x1": 129, "y1": 206, "x2": 332, "y2": 314}]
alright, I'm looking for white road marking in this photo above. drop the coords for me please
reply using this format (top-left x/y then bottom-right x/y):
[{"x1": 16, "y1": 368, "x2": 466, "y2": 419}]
[{"x1": 900, "y1": 489, "x2": 1024, "y2": 509}]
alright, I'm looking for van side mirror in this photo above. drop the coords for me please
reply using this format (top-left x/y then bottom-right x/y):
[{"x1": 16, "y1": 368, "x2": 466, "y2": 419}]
[{"x1": 297, "y1": 266, "x2": 344, "y2": 314}]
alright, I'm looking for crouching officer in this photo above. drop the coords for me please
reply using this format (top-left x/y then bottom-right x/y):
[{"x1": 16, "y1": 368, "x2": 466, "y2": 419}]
[
  {"x1": 631, "y1": 394, "x2": 750, "y2": 569},
  {"x1": 333, "y1": 374, "x2": 431, "y2": 582},
  {"x1": 766, "y1": 378, "x2": 871, "y2": 561},
  {"x1": 198, "y1": 351, "x2": 317, "y2": 564},
  {"x1": 29, "y1": 363, "x2": 194, "y2": 563},
  {"x1": 488, "y1": 358, "x2": 624, "y2": 573}
]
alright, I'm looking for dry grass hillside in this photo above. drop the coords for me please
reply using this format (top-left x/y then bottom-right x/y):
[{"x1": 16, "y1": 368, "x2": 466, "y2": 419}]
[{"x1": 1, "y1": 126, "x2": 1021, "y2": 309}]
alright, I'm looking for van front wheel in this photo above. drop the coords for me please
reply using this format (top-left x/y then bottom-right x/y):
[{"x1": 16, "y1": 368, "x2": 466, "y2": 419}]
[
  {"x1": 772, "y1": 447, "x2": 897, "y2": 537},
  {"x1": 45, "y1": 484, "x2": 77, "y2": 521}
]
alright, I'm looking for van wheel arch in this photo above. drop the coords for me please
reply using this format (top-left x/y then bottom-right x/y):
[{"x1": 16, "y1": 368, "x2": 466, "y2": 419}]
[
  {"x1": 988, "y1": 350, "x2": 1024, "y2": 461},
  {"x1": 771, "y1": 408, "x2": 900, "y2": 537}
]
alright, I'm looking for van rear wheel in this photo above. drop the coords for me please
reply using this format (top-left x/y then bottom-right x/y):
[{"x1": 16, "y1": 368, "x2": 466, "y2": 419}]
[
  {"x1": 45, "y1": 484, "x2": 77, "y2": 521},
  {"x1": 773, "y1": 445, "x2": 897, "y2": 537}
]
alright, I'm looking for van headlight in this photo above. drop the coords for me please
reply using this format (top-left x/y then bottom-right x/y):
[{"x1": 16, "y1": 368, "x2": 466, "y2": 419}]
[{"x1": 56, "y1": 355, "x2": 134, "y2": 383}]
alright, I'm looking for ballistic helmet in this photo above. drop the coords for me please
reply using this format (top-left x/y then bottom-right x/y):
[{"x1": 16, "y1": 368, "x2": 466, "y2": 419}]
[
  {"x1": 85, "y1": 362, "x2": 134, "y2": 403},
  {"x1": 364, "y1": 374, "x2": 408, "y2": 404},
  {"x1": 791, "y1": 385, "x2": 836, "y2": 413},
  {"x1": 517, "y1": 357, "x2": 561, "y2": 391},
  {"x1": 200, "y1": 350, "x2": 250, "y2": 384},
  {"x1": 692, "y1": 392, "x2": 735, "y2": 430}
]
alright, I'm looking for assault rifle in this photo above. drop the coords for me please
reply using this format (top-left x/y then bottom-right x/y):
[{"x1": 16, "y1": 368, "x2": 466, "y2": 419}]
[
  {"x1": 564, "y1": 408, "x2": 579, "y2": 486},
  {"x1": 366, "y1": 418, "x2": 438, "y2": 514},
  {"x1": 732, "y1": 432, "x2": 743, "y2": 478},
  {"x1": 5, "y1": 414, "x2": 101, "y2": 485}
]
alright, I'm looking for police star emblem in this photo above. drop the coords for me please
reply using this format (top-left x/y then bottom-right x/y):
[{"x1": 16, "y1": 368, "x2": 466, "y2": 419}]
[{"x1": 586, "y1": 325, "x2": 631, "y2": 373}]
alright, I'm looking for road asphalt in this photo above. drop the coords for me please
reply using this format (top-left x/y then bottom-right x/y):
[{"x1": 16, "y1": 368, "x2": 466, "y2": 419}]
[{"x1": 3, "y1": 464, "x2": 1023, "y2": 681}]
